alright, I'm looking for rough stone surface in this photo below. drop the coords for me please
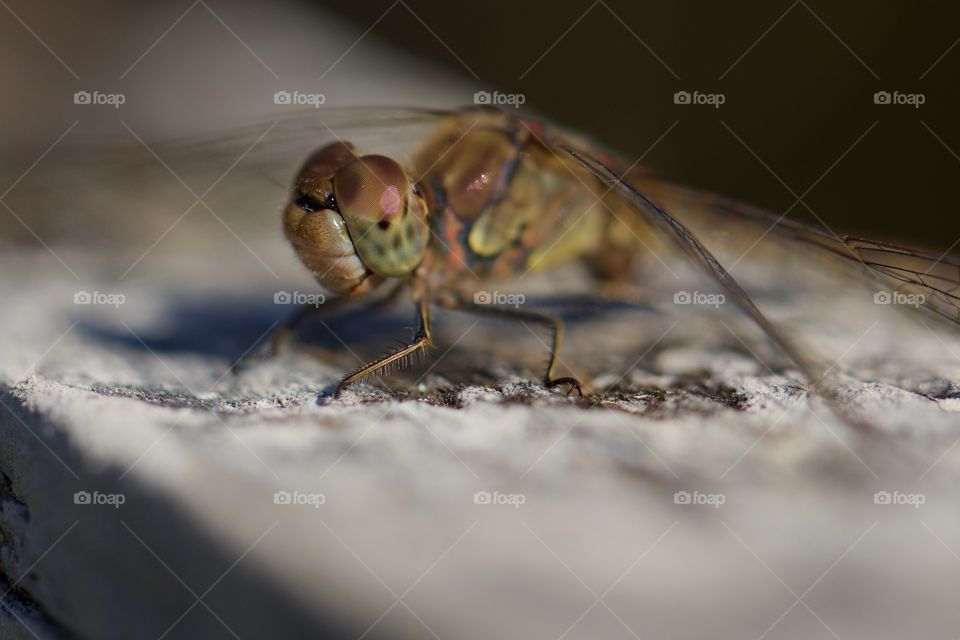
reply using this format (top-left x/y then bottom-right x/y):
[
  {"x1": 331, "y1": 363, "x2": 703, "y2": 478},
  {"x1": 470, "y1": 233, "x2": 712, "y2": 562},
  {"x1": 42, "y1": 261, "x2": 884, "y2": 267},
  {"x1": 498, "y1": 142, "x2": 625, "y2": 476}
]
[{"x1": 2, "y1": 238, "x2": 960, "y2": 639}]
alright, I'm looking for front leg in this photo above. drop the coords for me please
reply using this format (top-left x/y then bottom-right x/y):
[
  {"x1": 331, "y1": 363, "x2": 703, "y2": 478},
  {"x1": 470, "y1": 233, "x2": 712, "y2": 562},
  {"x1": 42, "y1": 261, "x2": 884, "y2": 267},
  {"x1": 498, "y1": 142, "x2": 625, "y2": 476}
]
[
  {"x1": 437, "y1": 293, "x2": 583, "y2": 396},
  {"x1": 333, "y1": 280, "x2": 432, "y2": 396}
]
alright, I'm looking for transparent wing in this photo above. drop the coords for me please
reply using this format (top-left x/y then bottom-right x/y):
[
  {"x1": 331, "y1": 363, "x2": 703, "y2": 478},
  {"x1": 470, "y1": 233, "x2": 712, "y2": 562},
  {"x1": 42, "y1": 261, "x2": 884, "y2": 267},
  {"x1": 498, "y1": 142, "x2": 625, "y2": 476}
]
[
  {"x1": 69, "y1": 106, "x2": 463, "y2": 185},
  {"x1": 559, "y1": 144, "x2": 828, "y2": 392},
  {"x1": 632, "y1": 177, "x2": 960, "y2": 329},
  {"x1": 557, "y1": 134, "x2": 960, "y2": 428},
  {"x1": 17, "y1": 107, "x2": 465, "y2": 248},
  {"x1": 126, "y1": 106, "x2": 460, "y2": 161}
]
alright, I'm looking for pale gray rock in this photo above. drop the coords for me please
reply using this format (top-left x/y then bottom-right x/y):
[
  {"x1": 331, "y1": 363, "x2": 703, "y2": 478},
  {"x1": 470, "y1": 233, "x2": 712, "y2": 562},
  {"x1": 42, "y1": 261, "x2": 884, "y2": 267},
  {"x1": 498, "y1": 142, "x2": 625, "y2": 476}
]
[{"x1": 2, "y1": 240, "x2": 960, "y2": 640}]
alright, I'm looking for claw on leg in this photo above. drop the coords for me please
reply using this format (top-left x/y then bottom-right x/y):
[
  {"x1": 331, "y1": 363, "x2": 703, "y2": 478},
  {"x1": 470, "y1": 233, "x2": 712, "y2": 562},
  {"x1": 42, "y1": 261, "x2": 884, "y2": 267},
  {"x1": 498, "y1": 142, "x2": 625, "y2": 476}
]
[
  {"x1": 440, "y1": 294, "x2": 586, "y2": 395},
  {"x1": 545, "y1": 376, "x2": 583, "y2": 397}
]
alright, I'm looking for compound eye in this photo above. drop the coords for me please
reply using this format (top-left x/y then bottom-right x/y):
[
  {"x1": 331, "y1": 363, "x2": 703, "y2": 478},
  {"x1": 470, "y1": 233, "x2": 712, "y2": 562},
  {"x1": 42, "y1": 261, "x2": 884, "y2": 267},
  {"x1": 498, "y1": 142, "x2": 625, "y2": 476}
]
[
  {"x1": 333, "y1": 155, "x2": 409, "y2": 228},
  {"x1": 296, "y1": 142, "x2": 357, "y2": 201}
]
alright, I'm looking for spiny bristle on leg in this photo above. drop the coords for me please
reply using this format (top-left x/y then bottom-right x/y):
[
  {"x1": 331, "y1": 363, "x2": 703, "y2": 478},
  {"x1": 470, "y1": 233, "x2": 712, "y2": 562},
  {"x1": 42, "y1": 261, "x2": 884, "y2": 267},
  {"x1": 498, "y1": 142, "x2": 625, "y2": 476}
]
[
  {"x1": 362, "y1": 341, "x2": 429, "y2": 377},
  {"x1": 382, "y1": 345, "x2": 427, "y2": 376},
  {"x1": 336, "y1": 335, "x2": 432, "y2": 395}
]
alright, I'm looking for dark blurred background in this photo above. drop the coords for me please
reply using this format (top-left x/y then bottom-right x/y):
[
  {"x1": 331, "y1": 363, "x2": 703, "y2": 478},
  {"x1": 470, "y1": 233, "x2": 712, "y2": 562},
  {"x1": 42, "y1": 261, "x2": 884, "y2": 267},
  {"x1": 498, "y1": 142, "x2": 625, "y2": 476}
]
[
  {"x1": 325, "y1": 0, "x2": 960, "y2": 247},
  {"x1": 2, "y1": 0, "x2": 959, "y2": 249}
]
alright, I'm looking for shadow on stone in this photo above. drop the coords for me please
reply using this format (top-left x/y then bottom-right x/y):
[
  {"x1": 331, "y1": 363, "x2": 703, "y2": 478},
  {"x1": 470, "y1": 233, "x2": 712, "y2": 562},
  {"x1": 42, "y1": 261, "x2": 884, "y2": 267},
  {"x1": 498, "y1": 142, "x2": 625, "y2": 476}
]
[{"x1": 73, "y1": 293, "x2": 647, "y2": 363}]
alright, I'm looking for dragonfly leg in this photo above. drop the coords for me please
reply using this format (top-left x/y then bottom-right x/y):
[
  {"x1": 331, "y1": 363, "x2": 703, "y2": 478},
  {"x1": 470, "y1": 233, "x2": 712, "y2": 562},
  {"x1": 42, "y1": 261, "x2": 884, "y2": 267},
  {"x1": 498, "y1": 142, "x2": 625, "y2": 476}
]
[
  {"x1": 238, "y1": 282, "x2": 405, "y2": 367},
  {"x1": 333, "y1": 282, "x2": 432, "y2": 396},
  {"x1": 439, "y1": 296, "x2": 583, "y2": 396}
]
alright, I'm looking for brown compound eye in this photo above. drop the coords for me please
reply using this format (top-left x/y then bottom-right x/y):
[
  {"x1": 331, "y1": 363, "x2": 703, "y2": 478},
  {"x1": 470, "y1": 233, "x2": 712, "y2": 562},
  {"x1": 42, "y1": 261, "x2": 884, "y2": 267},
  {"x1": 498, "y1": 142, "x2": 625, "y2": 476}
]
[
  {"x1": 284, "y1": 141, "x2": 375, "y2": 295},
  {"x1": 334, "y1": 155, "x2": 409, "y2": 227},
  {"x1": 332, "y1": 154, "x2": 429, "y2": 278},
  {"x1": 296, "y1": 141, "x2": 357, "y2": 202}
]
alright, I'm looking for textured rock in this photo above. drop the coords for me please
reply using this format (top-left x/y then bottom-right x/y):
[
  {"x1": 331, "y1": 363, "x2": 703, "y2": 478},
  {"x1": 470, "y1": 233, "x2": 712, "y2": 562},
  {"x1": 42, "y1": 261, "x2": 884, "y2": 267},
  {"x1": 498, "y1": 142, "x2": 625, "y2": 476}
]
[{"x1": 2, "y1": 238, "x2": 960, "y2": 639}]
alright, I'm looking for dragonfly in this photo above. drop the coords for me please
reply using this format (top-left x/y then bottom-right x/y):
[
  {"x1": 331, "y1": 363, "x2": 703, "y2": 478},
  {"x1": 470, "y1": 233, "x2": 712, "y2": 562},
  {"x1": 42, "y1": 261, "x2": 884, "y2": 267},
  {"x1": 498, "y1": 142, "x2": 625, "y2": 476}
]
[{"x1": 254, "y1": 105, "x2": 960, "y2": 403}]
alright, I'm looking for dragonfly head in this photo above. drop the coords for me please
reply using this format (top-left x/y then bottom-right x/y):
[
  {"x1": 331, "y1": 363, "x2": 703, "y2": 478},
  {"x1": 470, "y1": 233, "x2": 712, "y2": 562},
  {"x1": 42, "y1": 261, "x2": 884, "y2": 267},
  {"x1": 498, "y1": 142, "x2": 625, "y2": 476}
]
[{"x1": 283, "y1": 142, "x2": 429, "y2": 294}]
